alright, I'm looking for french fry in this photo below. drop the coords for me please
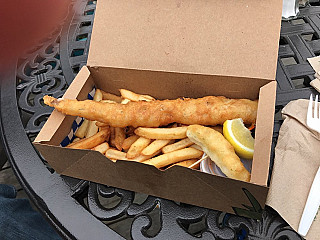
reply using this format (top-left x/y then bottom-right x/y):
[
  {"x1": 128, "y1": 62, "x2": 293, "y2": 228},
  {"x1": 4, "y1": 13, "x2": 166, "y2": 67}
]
[
  {"x1": 105, "y1": 149, "x2": 128, "y2": 160},
  {"x1": 114, "y1": 127, "x2": 126, "y2": 151},
  {"x1": 141, "y1": 139, "x2": 172, "y2": 156},
  {"x1": 105, "y1": 149, "x2": 160, "y2": 162},
  {"x1": 122, "y1": 135, "x2": 139, "y2": 150},
  {"x1": 135, "y1": 127, "x2": 187, "y2": 140},
  {"x1": 86, "y1": 121, "x2": 99, "y2": 138},
  {"x1": 121, "y1": 98, "x2": 130, "y2": 104},
  {"x1": 85, "y1": 89, "x2": 103, "y2": 138},
  {"x1": 67, "y1": 128, "x2": 110, "y2": 150},
  {"x1": 133, "y1": 150, "x2": 161, "y2": 162},
  {"x1": 142, "y1": 148, "x2": 203, "y2": 168},
  {"x1": 98, "y1": 127, "x2": 106, "y2": 132},
  {"x1": 66, "y1": 138, "x2": 86, "y2": 148},
  {"x1": 190, "y1": 144, "x2": 202, "y2": 151},
  {"x1": 109, "y1": 127, "x2": 116, "y2": 147},
  {"x1": 170, "y1": 123, "x2": 178, "y2": 128},
  {"x1": 73, "y1": 138, "x2": 81, "y2": 143},
  {"x1": 93, "y1": 89, "x2": 103, "y2": 102},
  {"x1": 162, "y1": 138, "x2": 193, "y2": 154},
  {"x1": 96, "y1": 121, "x2": 108, "y2": 127},
  {"x1": 100, "y1": 100, "x2": 116, "y2": 104},
  {"x1": 75, "y1": 119, "x2": 89, "y2": 138},
  {"x1": 120, "y1": 89, "x2": 155, "y2": 102},
  {"x1": 126, "y1": 137, "x2": 152, "y2": 159},
  {"x1": 93, "y1": 142, "x2": 110, "y2": 154},
  {"x1": 100, "y1": 90, "x2": 122, "y2": 103},
  {"x1": 170, "y1": 159, "x2": 199, "y2": 169},
  {"x1": 125, "y1": 126, "x2": 136, "y2": 136}
]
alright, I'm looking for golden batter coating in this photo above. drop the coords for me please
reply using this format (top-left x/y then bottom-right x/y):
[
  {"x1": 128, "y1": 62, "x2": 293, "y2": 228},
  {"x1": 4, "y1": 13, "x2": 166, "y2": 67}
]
[
  {"x1": 43, "y1": 95, "x2": 257, "y2": 128},
  {"x1": 186, "y1": 125, "x2": 250, "y2": 182}
]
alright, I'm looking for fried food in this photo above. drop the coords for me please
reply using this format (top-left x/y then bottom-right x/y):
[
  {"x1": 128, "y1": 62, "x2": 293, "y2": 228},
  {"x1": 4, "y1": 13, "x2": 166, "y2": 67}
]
[
  {"x1": 67, "y1": 138, "x2": 86, "y2": 147},
  {"x1": 100, "y1": 100, "x2": 117, "y2": 104},
  {"x1": 120, "y1": 89, "x2": 155, "y2": 102},
  {"x1": 190, "y1": 144, "x2": 202, "y2": 151},
  {"x1": 96, "y1": 121, "x2": 108, "y2": 127},
  {"x1": 86, "y1": 121, "x2": 99, "y2": 138},
  {"x1": 93, "y1": 89, "x2": 103, "y2": 101},
  {"x1": 51, "y1": 88, "x2": 255, "y2": 178},
  {"x1": 43, "y1": 95, "x2": 258, "y2": 128},
  {"x1": 186, "y1": 125, "x2": 250, "y2": 182},
  {"x1": 122, "y1": 135, "x2": 139, "y2": 150},
  {"x1": 93, "y1": 142, "x2": 110, "y2": 154},
  {"x1": 162, "y1": 138, "x2": 193, "y2": 153},
  {"x1": 121, "y1": 99, "x2": 130, "y2": 104},
  {"x1": 105, "y1": 148, "x2": 159, "y2": 162},
  {"x1": 108, "y1": 127, "x2": 115, "y2": 147},
  {"x1": 141, "y1": 139, "x2": 172, "y2": 156},
  {"x1": 85, "y1": 89, "x2": 102, "y2": 138},
  {"x1": 210, "y1": 125, "x2": 223, "y2": 134},
  {"x1": 67, "y1": 128, "x2": 110, "y2": 150},
  {"x1": 143, "y1": 147, "x2": 203, "y2": 168},
  {"x1": 135, "y1": 127, "x2": 187, "y2": 140},
  {"x1": 100, "y1": 90, "x2": 122, "y2": 103},
  {"x1": 126, "y1": 137, "x2": 151, "y2": 159},
  {"x1": 125, "y1": 126, "x2": 136, "y2": 136},
  {"x1": 132, "y1": 150, "x2": 162, "y2": 163},
  {"x1": 75, "y1": 119, "x2": 89, "y2": 138},
  {"x1": 105, "y1": 148, "x2": 128, "y2": 160},
  {"x1": 73, "y1": 138, "x2": 81, "y2": 143},
  {"x1": 171, "y1": 159, "x2": 199, "y2": 169},
  {"x1": 114, "y1": 127, "x2": 126, "y2": 151}
]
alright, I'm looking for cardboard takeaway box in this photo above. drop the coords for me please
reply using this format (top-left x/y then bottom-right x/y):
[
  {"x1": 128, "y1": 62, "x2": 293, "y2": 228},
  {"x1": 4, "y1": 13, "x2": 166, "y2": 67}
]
[{"x1": 34, "y1": 0, "x2": 283, "y2": 215}]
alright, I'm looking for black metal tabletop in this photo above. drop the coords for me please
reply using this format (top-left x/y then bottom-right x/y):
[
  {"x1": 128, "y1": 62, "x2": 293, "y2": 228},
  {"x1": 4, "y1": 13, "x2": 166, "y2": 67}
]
[{"x1": 1, "y1": 0, "x2": 319, "y2": 239}]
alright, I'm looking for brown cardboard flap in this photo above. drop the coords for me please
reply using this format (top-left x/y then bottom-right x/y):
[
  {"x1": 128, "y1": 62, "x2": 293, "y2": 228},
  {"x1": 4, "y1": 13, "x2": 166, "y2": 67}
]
[
  {"x1": 63, "y1": 66, "x2": 94, "y2": 100},
  {"x1": 34, "y1": 143, "x2": 93, "y2": 173},
  {"x1": 34, "y1": 143, "x2": 269, "y2": 213},
  {"x1": 250, "y1": 81, "x2": 277, "y2": 185},
  {"x1": 34, "y1": 66, "x2": 94, "y2": 144},
  {"x1": 34, "y1": 112, "x2": 77, "y2": 146},
  {"x1": 90, "y1": 66, "x2": 270, "y2": 100},
  {"x1": 88, "y1": 0, "x2": 282, "y2": 81}
]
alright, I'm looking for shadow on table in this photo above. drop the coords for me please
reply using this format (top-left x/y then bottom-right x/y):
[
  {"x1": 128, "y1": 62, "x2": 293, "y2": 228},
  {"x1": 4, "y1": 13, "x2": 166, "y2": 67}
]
[{"x1": 0, "y1": 136, "x2": 8, "y2": 170}]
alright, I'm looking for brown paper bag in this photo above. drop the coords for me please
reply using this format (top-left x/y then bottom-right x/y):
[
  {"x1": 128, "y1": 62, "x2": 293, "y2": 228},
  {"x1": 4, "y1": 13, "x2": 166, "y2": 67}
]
[
  {"x1": 307, "y1": 56, "x2": 320, "y2": 93},
  {"x1": 266, "y1": 99, "x2": 320, "y2": 239}
]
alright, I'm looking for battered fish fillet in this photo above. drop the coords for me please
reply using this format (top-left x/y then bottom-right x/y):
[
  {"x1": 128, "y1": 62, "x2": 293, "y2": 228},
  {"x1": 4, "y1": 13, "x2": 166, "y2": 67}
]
[
  {"x1": 186, "y1": 125, "x2": 251, "y2": 182},
  {"x1": 43, "y1": 95, "x2": 258, "y2": 128}
]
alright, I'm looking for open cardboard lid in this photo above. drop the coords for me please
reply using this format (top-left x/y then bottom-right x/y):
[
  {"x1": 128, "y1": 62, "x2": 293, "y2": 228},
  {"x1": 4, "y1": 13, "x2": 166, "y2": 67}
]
[{"x1": 87, "y1": 0, "x2": 282, "y2": 81}]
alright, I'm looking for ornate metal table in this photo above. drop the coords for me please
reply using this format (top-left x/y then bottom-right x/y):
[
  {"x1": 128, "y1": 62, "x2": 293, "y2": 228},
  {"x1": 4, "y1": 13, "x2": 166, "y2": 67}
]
[{"x1": 1, "y1": 0, "x2": 319, "y2": 239}]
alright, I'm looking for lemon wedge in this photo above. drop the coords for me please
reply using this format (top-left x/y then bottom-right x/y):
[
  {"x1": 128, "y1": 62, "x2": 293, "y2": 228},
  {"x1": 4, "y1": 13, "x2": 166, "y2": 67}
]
[{"x1": 223, "y1": 118, "x2": 254, "y2": 160}]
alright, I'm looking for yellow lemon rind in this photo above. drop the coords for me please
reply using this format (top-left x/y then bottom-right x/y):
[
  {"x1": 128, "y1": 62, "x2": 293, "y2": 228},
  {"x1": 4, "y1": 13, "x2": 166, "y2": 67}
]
[{"x1": 223, "y1": 120, "x2": 254, "y2": 160}]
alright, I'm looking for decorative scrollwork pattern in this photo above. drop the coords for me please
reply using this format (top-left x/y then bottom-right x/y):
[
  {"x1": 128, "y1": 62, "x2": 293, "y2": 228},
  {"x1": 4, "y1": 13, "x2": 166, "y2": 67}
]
[
  {"x1": 16, "y1": 21, "x2": 68, "y2": 134},
  {"x1": 226, "y1": 207, "x2": 303, "y2": 239},
  {"x1": 88, "y1": 183, "x2": 134, "y2": 221}
]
